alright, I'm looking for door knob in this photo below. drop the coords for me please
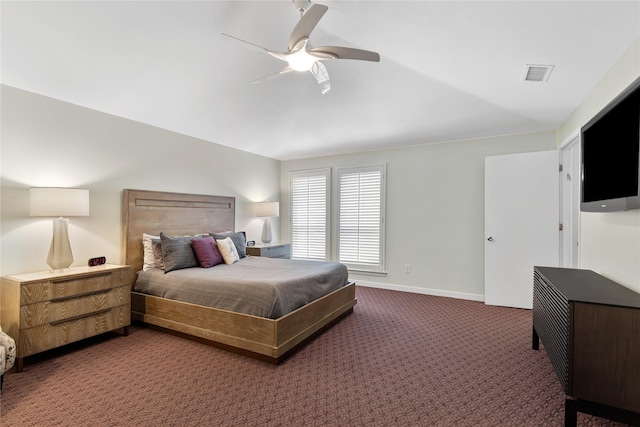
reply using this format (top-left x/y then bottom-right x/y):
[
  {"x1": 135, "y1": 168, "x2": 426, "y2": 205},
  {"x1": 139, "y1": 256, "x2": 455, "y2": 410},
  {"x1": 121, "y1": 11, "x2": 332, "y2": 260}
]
[{"x1": 487, "y1": 236, "x2": 494, "y2": 241}]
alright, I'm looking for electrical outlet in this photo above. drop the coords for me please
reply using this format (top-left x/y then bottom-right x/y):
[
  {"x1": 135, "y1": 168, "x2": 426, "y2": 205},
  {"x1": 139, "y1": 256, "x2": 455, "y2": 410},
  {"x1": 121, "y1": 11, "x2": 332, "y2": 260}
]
[{"x1": 404, "y1": 264, "x2": 411, "y2": 273}]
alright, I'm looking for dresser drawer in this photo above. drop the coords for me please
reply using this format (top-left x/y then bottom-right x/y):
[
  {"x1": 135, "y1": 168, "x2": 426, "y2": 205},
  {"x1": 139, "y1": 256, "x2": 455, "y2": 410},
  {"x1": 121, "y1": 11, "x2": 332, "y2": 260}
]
[
  {"x1": 19, "y1": 304, "x2": 130, "y2": 357},
  {"x1": 20, "y1": 285, "x2": 130, "y2": 329},
  {"x1": 20, "y1": 269, "x2": 129, "y2": 305},
  {"x1": 533, "y1": 269, "x2": 570, "y2": 393}
]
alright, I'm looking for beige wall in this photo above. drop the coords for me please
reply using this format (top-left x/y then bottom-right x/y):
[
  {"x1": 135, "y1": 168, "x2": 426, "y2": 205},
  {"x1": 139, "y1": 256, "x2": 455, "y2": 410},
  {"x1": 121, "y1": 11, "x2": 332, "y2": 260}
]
[
  {"x1": 3, "y1": 36, "x2": 637, "y2": 295},
  {"x1": 0, "y1": 85, "x2": 281, "y2": 276},
  {"x1": 558, "y1": 38, "x2": 640, "y2": 291},
  {"x1": 281, "y1": 132, "x2": 557, "y2": 299}
]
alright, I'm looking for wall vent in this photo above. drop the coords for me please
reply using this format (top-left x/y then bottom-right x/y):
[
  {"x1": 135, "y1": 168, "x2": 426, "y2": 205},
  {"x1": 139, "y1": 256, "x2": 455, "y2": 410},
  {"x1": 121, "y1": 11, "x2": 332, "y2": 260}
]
[{"x1": 523, "y1": 64, "x2": 554, "y2": 82}]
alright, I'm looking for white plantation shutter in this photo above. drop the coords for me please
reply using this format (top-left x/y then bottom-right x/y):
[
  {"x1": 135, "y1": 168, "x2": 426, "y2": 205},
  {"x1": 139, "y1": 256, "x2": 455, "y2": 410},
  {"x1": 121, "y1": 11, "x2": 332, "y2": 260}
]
[
  {"x1": 290, "y1": 169, "x2": 330, "y2": 260},
  {"x1": 338, "y1": 165, "x2": 385, "y2": 272}
]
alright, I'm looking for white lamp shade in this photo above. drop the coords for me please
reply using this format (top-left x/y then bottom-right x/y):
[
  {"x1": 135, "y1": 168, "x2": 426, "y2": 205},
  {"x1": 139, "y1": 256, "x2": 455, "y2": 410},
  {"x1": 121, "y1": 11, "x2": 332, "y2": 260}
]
[
  {"x1": 255, "y1": 201, "x2": 279, "y2": 218},
  {"x1": 30, "y1": 188, "x2": 90, "y2": 217}
]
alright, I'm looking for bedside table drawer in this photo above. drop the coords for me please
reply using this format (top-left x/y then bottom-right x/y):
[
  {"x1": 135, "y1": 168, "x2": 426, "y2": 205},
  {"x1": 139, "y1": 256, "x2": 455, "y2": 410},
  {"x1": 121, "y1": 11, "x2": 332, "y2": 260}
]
[
  {"x1": 19, "y1": 304, "x2": 130, "y2": 357},
  {"x1": 20, "y1": 285, "x2": 130, "y2": 329},
  {"x1": 246, "y1": 244, "x2": 291, "y2": 258},
  {"x1": 20, "y1": 269, "x2": 128, "y2": 305}
]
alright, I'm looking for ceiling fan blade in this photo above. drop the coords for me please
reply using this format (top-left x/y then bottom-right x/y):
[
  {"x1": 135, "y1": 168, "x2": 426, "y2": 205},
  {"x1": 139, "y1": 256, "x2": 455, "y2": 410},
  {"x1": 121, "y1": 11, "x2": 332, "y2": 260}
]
[
  {"x1": 222, "y1": 32, "x2": 289, "y2": 63},
  {"x1": 249, "y1": 66, "x2": 294, "y2": 85},
  {"x1": 288, "y1": 4, "x2": 328, "y2": 51},
  {"x1": 310, "y1": 61, "x2": 330, "y2": 95},
  {"x1": 310, "y1": 46, "x2": 380, "y2": 62},
  {"x1": 221, "y1": 33, "x2": 271, "y2": 55}
]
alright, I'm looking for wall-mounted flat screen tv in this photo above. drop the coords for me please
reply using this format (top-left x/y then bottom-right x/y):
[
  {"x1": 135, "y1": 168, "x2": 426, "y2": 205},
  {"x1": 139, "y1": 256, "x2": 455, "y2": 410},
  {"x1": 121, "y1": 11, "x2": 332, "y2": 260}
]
[{"x1": 581, "y1": 77, "x2": 640, "y2": 212}]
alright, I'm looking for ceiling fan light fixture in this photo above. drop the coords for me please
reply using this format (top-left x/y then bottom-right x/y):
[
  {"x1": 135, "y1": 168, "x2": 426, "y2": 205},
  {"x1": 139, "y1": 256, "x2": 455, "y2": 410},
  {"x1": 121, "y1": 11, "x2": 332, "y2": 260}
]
[{"x1": 287, "y1": 50, "x2": 317, "y2": 71}]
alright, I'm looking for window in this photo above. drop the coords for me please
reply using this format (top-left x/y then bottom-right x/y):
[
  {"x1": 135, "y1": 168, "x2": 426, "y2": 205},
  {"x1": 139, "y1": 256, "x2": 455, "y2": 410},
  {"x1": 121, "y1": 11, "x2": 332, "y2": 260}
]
[
  {"x1": 290, "y1": 169, "x2": 330, "y2": 260},
  {"x1": 338, "y1": 165, "x2": 386, "y2": 273}
]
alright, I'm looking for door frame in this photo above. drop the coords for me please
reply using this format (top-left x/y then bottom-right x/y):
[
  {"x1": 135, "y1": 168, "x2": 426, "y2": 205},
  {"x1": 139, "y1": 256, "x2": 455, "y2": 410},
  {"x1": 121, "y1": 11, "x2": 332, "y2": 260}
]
[{"x1": 558, "y1": 129, "x2": 581, "y2": 268}]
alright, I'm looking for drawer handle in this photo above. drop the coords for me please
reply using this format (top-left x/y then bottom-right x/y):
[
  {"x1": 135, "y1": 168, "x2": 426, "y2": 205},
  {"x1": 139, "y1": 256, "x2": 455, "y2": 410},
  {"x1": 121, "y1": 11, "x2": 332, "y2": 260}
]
[
  {"x1": 49, "y1": 308, "x2": 112, "y2": 326},
  {"x1": 51, "y1": 272, "x2": 111, "y2": 284},
  {"x1": 50, "y1": 288, "x2": 112, "y2": 303}
]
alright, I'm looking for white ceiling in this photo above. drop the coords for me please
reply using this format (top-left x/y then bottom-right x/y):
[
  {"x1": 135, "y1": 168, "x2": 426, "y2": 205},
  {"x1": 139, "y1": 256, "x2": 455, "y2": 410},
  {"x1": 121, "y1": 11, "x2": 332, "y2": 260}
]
[{"x1": 2, "y1": 1, "x2": 639, "y2": 160}]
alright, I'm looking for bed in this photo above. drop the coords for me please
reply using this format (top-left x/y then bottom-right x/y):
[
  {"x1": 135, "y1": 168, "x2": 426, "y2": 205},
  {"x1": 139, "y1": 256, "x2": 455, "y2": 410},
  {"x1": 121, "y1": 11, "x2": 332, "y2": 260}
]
[{"x1": 123, "y1": 189, "x2": 356, "y2": 364}]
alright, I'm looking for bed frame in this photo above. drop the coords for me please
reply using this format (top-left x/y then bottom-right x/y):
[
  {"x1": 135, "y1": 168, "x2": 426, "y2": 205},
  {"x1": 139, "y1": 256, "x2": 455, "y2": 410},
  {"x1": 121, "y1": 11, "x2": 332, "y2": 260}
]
[{"x1": 123, "y1": 189, "x2": 356, "y2": 364}]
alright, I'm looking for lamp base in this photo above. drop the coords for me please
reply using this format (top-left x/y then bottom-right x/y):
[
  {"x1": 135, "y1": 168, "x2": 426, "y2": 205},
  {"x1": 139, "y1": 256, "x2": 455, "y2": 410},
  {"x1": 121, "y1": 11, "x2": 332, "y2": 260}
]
[
  {"x1": 261, "y1": 217, "x2": 273, "y2": 245},
  {"x1": 47, "y1": 217, "x2": 74, "y2": 271}
]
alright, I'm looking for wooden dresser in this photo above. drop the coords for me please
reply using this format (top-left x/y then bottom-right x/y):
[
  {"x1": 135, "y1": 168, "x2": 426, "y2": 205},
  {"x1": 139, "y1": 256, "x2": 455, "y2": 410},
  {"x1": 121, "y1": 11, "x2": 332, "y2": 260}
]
[
  {"x1": 532, "y1": 266, "x2": 640, "y2": 426},
  {"x1": 1, "y1": 264, "x2": 131, "y2": 372}
]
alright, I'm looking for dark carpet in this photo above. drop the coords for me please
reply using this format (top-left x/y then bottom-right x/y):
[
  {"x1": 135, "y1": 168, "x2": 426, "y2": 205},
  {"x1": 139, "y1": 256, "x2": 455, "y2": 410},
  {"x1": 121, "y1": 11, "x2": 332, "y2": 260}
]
[{"x1": 0, "y1": 286, "x2": 626, "y2": 426}]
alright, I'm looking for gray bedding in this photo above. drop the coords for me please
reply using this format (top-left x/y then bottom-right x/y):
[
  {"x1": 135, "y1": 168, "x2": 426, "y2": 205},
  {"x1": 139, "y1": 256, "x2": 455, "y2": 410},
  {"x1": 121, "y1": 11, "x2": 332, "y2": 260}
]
[{"x1": 133, "y1": 256, "x2": 349, "y2": 319}]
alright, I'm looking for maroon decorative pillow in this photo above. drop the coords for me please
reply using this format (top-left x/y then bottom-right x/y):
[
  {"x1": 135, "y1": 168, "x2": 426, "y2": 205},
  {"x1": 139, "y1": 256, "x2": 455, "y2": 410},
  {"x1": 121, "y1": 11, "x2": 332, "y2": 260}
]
[{"x1": 191, "y1": 236, "x2": 223, "y2": 268}]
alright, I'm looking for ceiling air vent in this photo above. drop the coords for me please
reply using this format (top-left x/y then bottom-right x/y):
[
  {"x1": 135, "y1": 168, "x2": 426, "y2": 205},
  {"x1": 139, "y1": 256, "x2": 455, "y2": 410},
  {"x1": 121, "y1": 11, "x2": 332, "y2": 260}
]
[{"x1": 523, "y1": 64, "x2": 554, "y2": 82}]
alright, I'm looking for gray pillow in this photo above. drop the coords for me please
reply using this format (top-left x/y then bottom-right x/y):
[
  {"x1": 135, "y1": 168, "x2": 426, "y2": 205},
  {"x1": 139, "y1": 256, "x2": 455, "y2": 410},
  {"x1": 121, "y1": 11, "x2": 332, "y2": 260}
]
[
  {"x1": 210, "y1": 231, "x2": 247, "y2": 258},
  {"x1": 151, "y1": 238, "x2": 165, "y2": 270},
  {"x1": 160, "y1": 232, "x2": 199, "y2": 273}
]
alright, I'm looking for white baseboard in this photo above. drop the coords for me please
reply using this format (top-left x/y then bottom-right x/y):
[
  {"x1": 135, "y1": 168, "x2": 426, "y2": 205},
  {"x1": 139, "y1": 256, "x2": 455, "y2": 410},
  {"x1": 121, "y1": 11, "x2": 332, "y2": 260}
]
[{"x1": 354, "y1": 280, "x2": 485, "y2": 302}]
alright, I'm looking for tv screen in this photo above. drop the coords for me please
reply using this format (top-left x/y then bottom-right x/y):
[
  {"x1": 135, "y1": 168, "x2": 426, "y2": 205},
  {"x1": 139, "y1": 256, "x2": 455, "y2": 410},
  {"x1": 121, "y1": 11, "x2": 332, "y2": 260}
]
[{"x1": 581, "y1": 77, "x2": 640, "y2": 212}]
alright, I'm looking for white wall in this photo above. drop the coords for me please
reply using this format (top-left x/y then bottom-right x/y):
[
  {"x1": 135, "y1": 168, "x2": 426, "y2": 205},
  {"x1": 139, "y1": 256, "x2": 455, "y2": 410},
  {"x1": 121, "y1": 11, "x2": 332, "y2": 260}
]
[
  {"x1": 281, "y1": 132, "x2": 557, "y2": 299},
  {"x1": 558, "y1": 38, "x2": 640, "y2": 292},
  {"x1": 0, "y1": 85, "x2": 281, "y2": 276},
  {"x1": 5, "y1": 33, "x2": 636, "y2": 295}
]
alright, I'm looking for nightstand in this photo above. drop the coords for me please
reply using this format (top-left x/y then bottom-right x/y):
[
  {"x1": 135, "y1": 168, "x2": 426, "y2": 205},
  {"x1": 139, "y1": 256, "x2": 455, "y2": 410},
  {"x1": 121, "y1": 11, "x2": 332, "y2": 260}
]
[
  {"x1": 246, "y1": 243, "x2": 291, "y2": 259},
  {"x1": 0, "y1": 264, "x2": 131, "y2": 372}
]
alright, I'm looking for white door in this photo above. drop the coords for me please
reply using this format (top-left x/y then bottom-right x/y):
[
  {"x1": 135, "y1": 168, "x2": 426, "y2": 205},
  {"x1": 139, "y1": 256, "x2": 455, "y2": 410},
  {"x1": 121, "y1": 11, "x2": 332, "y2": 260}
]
[{"x1": 485, "y1": 151, "x2": 560, "y2": 309}]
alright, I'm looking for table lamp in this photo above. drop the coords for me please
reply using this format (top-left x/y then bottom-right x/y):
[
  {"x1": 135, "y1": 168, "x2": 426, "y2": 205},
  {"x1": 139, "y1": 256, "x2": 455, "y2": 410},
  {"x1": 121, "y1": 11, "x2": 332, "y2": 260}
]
[
  {"x1": 30, "y1": 187, "x2": 90, "y2": 270},
  {"x1": 255, "y1": 201, "x2": 279, "y2": 245}
]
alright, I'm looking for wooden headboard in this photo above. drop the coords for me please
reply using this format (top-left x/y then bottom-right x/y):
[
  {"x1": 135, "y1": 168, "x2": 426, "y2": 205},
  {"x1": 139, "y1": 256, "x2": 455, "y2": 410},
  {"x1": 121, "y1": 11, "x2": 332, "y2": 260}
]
[{"x1": 123, "y1": 189, "x2": 235, "y2": 285}]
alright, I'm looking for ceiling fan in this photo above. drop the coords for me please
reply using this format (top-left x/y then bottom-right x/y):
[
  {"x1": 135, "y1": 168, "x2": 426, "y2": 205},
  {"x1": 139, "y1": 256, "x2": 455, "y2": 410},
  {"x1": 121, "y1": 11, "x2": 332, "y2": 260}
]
[{"x1": 222, "y1": 0, "x2": 380, "y2": 94}]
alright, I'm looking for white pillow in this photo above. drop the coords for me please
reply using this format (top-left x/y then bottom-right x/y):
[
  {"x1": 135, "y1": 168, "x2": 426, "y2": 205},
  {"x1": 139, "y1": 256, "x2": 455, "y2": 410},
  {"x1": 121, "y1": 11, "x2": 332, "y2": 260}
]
[
  {"x1": 217, "y1": 237, "x2": 240, "y2": 265},
  {"x1": 142, "y1": 233, "x2": 160, "y2": 271}
]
